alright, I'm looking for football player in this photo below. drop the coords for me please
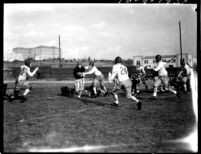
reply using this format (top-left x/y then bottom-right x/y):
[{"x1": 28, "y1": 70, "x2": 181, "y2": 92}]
[
  {"x1": 147, "y1": 55, "x2": 180, "y2": 98},
  {"x1": 177, "y1": 60, "x2": 192, "y2": 93},
  {"x1": 108, "y1": 56, "x2": 142, "y2": 110},
  {"x1": 82, "y1": 61, "x2": 108, "y2": 97},
  {"x1": 14, "y1": 58, "x2": 39, "y2": 102},
  {"x1": 73, "y1": 61, "x2": 86, "y2": 98},
  {"x1": 132, "y1": 62, "x2": 148, "y2": 95}
]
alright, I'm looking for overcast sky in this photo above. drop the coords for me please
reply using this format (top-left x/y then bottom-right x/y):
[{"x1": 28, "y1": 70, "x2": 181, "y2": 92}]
[{"x1": 4, "y1": 4, "x2": 197, "y2": 60}]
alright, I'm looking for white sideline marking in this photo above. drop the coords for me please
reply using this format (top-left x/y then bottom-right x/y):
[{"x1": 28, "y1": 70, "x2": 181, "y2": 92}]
[{"x1": 28, "y1": 143, "x2": 142, "y2": 152}]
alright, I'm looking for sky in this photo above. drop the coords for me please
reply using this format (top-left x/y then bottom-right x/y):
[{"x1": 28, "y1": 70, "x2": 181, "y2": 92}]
[{"x1": 4, "y1": 3, "x2": 197, "y2": 60}]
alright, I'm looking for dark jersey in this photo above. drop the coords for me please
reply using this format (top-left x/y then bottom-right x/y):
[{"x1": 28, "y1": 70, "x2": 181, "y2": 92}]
[
  {"x1": 73, "y1": 66, "x2": 85, "y2": 79},
  {"x1": 180, "y1": 67, "x2": 187, "y2": 76}
]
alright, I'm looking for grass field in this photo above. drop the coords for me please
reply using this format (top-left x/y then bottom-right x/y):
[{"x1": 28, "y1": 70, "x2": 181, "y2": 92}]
[{"x1": 3, "y1": 81, "x2": 196, "y2": 152}]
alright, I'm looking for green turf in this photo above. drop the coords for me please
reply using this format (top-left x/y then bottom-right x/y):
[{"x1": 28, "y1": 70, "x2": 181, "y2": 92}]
[{"x1": 3, "y1": 82, "x2": 196, "y2": 152}]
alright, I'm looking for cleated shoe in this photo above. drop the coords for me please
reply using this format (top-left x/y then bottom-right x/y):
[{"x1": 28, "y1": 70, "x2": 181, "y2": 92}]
[
  {"x1": 137, "y1": 101, "x2": 142, "y2": 110},
  {"x1": 111, "y1": 101, "x2": 119, "y2": 107},
  {"x1": 149, "y1": 96, "x2": 157, "y2": 100},
  {"x1": 20, "y1": 95, "x2": 27, "y2": 102},
  {"x1": 91, "y1": 94, "x2": 97, "y2": 98},
  {"x1": 176, "y1": 92, "x2": 180, "y2": 99},
  {"x1": 97, "y1": 90, "x2": 101, "y2": 97}
]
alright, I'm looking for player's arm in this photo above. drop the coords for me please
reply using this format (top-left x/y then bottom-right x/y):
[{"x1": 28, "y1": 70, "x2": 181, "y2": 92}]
[
  {"x1": 26, "y1": 67, "x2": 39, "y2": 77},
  {"x1": 177, "y1": 70, "x2": 183, "y2": 77},
  {"x1": 142, "y1": 67, "x2": 146, "y2": 75},
  {"x1": 185, "y1": 65, "x2": 191, "y2": 75},
  {"x1": 145, "y1": 65, "x2": 153, "y2": 70},
  {"x1": 84, "y1": 66, "x2": 89, "y2": 70},
  {"x1": 109, "y1": 66, "x2": 117, "y2": 82},
  {"x1": 83, "y1": 67, "x2": 95, "y2": 75},
  {"x1": 153, "y1": 62, "x2": 165, "y2": 72}
]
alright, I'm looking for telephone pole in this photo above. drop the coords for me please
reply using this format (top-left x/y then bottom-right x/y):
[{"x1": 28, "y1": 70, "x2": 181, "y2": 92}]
[
  {"x1": 179, "y1": 21, "x2": 183, "y2": 66},
  {"x1": 59, "y1": 35, "x2": 62, "y2": 67}
]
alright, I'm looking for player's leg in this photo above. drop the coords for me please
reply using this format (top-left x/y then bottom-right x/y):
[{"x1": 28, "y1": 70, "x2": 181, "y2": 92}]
[
  {"x1": 162, "y1": 76, "x2": 176, "y2": 94},
  {"x1": 186, "y1": 75, "x2": 191, "y2": 92},
  {"x1": 20, "y1": 81, "x2": 32, "y2": 101},
  {"x1": 83, "y1": 84, "x2": 91, "y2": 97},
  {"x1": 142, "y1": 77, "x2": 148, "y2": 92},
  {"x1": 92, "y1": 78, "x2": 98, "y2": 96},
  {"x1": 74, "y1": 79, "x2": 80, "y2": 94},
  {"x1": 99, "y1": 75, "x2": 108, "y2": 96},
  {"x1": 131, "y1": 76, "x2": 139, "y2": 95},
  {"x1": 111, "y1": 91, "x2": 119, "y2": 106},
  {"x1": 113, "y1": 77, "x2": 121, "y2": 91},
  {"x1": 23, "y1": 81, "x2": 32, "y2": 95},
  {"x1": 163, "y1": 76, "x2": 180, "y2": 98},
  {"x1": 135, "y1": 76, "x2": 141, "y2": 94},
  {"x1": 182, "y1": 76, "x2": 188, "y2": 93},
  {"x1": 123, "y1": 79, "x2": 142, "y2": 110},
  {"x1": 153, "y1": 78, "x2": 161, "y2": 97},
  {"x1": 135, "y1": 78, "x2": 140, "y2": 94},
  {"x1": 78, "y1": 79, "x2": 85, "y2": 98},
  {"x1": 98, "y1": 75, "x2": 107, "y2": 92}
]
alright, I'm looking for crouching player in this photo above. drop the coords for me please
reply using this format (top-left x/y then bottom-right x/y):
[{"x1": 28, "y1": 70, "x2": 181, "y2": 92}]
[
  {"x1": 73, "y1": 61, "x2": 86, "y2": 98},
  {"x1": 82, "y1": 61, "x2": 108, "y2": 97},
  {"x1": 148, "y1": 55, "x2": 180, "y2": 98},
  {"x1": 14, "y1": 59, "x2": 39, "y2": 102},
  {"x1": 108, "y1": 56, "x2": 142, "y2": 110}
]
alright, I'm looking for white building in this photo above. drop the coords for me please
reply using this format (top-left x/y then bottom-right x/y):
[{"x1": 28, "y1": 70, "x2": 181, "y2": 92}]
[
  {"x1": 133, "y1": 53, "x2": 194, "y2": 68},
  {"x1": 12, "y1": 46, "x2": 60, "y2": 60}
]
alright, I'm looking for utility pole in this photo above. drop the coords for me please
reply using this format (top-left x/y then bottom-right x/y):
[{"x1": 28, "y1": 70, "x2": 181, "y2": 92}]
[
  {"x1": 179, "y1": 21, "x2": 183, "y2": 66},
  {"x1": 59, "y1": 35, "x2": 62, "y2": 67}
]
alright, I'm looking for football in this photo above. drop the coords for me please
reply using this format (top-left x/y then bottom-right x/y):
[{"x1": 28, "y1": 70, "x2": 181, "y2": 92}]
[{"x1": 77, "y1": 72, "x2": 83, "y2": 77}]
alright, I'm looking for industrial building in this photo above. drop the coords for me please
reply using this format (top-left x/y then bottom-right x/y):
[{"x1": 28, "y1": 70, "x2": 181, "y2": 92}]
[{"x1": 12, "y1": 46, "x2": 60, "y2": 60}]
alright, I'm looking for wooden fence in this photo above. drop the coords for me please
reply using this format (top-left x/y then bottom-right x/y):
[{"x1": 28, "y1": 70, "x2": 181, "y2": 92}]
[{"x1": 3, "y1": 66, "x2": 181, "y2": 81}]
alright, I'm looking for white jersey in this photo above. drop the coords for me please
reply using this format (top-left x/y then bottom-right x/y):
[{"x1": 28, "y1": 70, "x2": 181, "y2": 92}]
[
  {"x1": 18, "y1": 65, "x2": 37, "y2": 81},
  {"x1": 84, "y1": 66, "x2": 102, "y2": 77},
  {"x1": 154, "y1": 61, "x2": 168, "y2": 76},
  {"x1": 136, "y1": 66, "x2": 146, "y2": 75},
  {"x1": 110, "y1": 63, "x2": 129, "y2": 82},
  {"x1": 18, "y1": 65, "x2": 30, "y2": 81},
  {"x1": 185, "y1": 64, "x2": 191, "y2": 75}
]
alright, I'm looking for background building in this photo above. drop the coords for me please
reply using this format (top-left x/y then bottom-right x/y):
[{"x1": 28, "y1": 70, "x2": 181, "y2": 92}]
[
  {"x1": 12, "y1": 46, "x2": 60, "y2": 60},
  {"x1": 133, "y1": 53, "x2": 194, "y2": 68}
]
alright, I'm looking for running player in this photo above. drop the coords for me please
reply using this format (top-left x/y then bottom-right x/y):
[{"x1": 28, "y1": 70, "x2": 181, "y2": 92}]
[
  {"x1": 15, "y1": 58, "x2": 39, "y2": 101},
  {"x1": 82, "y1": 61, "x2": 108, "y2": 97},
  {"x1": 147, "y1": 55, "x2": 180, "y2": 98},
  {"x1": 73, "y1": 61, "x2": 86, "y2": 98},
  {"x1": 108, "y1": 56, "x2": 142, "y2": 110}
]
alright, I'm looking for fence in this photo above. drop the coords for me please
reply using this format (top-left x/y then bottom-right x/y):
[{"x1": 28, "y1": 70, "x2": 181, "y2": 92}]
[{"x1": 3, "y1": 66, "x2": 182, "y2": 81}]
